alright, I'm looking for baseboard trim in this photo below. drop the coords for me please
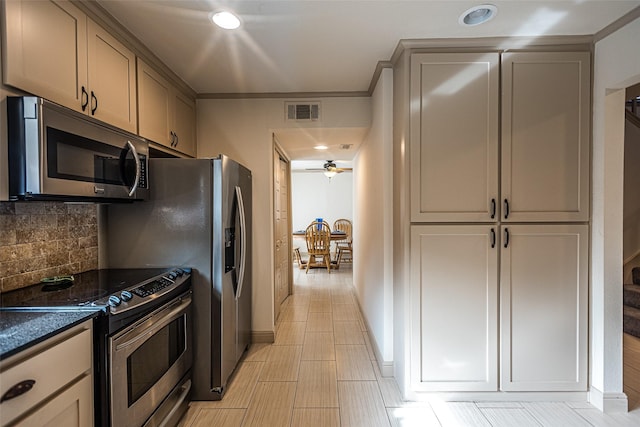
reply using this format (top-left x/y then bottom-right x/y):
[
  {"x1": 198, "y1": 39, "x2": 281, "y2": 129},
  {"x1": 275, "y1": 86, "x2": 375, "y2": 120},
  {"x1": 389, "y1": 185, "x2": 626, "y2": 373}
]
[
  {"x1": 406, "y1": 390, "x2": 589, "y2": 402},
  {"x1": 251, "y1": 330, "x2": 275, "y2": 343},
  {"x1": 352, "y1": 292, "x2": 395, "y2": 377},
  {"x1": 589, "y1": 387, "x2": 628, "y2": 413}
]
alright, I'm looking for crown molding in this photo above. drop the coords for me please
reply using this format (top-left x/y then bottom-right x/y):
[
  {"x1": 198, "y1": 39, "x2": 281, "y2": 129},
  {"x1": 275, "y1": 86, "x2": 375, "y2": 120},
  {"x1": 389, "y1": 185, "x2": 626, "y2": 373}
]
[
  {"x1": 594, "y1": 5, "x2": 640, "y2": 43},
  {"x1": 197, "y1": 91, "x2": 369, "y2": 100},
  {"x1": 367, "y1": 61, "x2": 393, "y2": 96}
]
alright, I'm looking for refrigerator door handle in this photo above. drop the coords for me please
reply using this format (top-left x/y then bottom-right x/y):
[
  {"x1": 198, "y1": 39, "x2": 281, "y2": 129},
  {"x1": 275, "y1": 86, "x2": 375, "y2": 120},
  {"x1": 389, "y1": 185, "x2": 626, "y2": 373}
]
[{"x1": 235, "y1": 185, "x2": 247, "y2": 300}]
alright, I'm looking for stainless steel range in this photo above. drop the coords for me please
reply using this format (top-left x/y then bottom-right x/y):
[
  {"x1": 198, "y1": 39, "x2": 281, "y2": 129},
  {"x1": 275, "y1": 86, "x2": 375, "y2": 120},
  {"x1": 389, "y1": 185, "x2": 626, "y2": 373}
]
[{"x1": 0, "y1": 267, "x2": 192, "y2": 427}]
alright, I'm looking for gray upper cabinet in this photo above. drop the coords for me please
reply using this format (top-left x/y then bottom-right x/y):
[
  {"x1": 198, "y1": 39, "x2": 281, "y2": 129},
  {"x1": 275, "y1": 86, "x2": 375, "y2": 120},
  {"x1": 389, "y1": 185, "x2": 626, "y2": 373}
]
[
  {"x1": 410, "y1": 51, "x2": 590, "y2": 223},
  {"x1": 501, "y1": 52, "x2": 591, "y2": 222},
  {"x1": 137, "y1": 58, "x2": 196, "y2": 157},
  {"x1": 2, "y1": 0, "x2": 137, "y2": 133},
  {"x1": 410, "y1": 53, "x2": 500, "y2": 223}
]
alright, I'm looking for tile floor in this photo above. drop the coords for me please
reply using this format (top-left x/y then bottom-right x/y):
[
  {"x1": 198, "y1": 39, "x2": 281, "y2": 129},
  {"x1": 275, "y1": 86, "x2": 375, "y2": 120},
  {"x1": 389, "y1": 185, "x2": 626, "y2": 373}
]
[{"x1": 179, "y1": 265, "x2": 640, "y2": 426}]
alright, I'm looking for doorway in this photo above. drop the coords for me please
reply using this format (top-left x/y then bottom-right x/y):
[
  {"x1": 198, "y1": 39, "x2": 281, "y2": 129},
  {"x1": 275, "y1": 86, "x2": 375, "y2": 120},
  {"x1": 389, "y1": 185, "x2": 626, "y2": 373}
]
[
  {"x1": 274, "y1": 142, "x2": 292, "y2": 322},
  {"x1": 623, "y1": 83, "x2": 640, "y2": 410}
]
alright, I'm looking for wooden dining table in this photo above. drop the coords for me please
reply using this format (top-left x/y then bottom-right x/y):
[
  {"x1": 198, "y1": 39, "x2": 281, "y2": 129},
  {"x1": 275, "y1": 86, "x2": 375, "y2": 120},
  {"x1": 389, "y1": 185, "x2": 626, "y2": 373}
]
[{"x1": 292, "y1": 230, "x2": 347, "y2": 240}]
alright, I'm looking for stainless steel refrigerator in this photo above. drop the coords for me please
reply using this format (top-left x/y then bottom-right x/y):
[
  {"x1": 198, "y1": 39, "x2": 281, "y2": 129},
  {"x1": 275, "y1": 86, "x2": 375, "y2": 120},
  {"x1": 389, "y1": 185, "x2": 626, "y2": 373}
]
[{"x1": 104, "y1": 155, "x2": 252, "y2": 400}]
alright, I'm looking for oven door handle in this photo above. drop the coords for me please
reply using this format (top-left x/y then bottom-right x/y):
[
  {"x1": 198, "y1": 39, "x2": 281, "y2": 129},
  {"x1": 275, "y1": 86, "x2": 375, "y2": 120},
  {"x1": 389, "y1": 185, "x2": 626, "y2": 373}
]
[{"x1": 114, "y1": 295, "x2": 191, "y2": 352}]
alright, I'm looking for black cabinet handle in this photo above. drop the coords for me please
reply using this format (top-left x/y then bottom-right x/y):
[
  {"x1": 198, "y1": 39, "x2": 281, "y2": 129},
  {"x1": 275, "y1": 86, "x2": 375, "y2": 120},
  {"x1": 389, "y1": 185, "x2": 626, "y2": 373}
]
[
  {"x1": 1, "y1": 379, "x2": 35, "y2": 403},
  {"x1": 490, "y1": 198, "x2": 496, "y2": 219},
  {"x1": 170, "y1": 131, "x2": 176, "y2": 147},
  {"x1": 81, "y1": 86, "x2": 88, "y2": 111},
  {"x1": 504, "y1": 198, "x2": 510, "y2": 219},
  {"x1": 504, "y1": 228, "x2": 510, "y2": 248},
  {"x1": 91, "y1": 91, "x2": 98, "y2": 115},
  {"x1": 490, "y1": 228, "x2": 496, "y2": 248}
]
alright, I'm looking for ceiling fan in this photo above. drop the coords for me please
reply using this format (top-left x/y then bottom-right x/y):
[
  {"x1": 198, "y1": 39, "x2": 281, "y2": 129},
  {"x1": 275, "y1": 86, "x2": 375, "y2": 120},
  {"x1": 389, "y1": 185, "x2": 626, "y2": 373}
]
[{"x1": 306, "y1": 160, "x2": 352, "y2": 178}]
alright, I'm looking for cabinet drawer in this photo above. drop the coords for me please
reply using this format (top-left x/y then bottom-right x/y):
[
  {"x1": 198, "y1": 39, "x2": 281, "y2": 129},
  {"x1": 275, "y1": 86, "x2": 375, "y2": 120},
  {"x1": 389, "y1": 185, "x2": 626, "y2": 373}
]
[{"x1": 0, "y1": 324, "x2": 92, "y2": 425}]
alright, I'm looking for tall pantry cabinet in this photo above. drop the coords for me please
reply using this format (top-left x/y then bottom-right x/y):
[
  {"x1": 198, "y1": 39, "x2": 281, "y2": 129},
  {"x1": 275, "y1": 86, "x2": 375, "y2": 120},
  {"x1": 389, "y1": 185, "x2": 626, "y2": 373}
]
[{"x1": 407, "y1": 50, "x2": 590, "y2": 394}]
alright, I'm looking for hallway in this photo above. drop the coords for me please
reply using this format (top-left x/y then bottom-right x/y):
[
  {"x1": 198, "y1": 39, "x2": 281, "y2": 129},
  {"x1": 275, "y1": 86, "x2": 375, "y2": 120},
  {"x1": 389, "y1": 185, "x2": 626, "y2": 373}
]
[{"x1": 180, "y1": 266, "x2": 640, "y2": 426}]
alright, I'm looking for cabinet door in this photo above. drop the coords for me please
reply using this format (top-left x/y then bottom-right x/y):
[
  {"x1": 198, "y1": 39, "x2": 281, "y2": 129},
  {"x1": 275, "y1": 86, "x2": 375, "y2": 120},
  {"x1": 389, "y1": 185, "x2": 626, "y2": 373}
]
[
  {"x1": 87, "y1": 20, "x2": 137, "y2": 133},
  {"x1": 500, "y1": 224, "x2": 588, "y2": 391},
  {"x1": 137, "y1": 58, "x2": 172, "y2": 147},
  {"x1": 2, "y1": 0, "x2": 87, "y2": 112},
  {"x1": 17, "y1": 375, "x2": 93, "y2": 427},
  {"x1": 410, "y1": 53, "x2": 499, "y2": 222},
  {"x1": 173, "y1": 91, "x2": 197, "y2": 157},
  {"x1": 410, "y1": 225, "x2": 498, "y2": 391},
  {"x1": 501, "y1": 52, "x2": 590, "y2": 222}
]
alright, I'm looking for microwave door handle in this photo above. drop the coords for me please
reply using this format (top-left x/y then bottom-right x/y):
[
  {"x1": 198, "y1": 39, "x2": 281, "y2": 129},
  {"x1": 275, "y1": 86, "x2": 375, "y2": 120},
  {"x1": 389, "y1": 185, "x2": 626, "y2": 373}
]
[
  {"x1": 235, "y1": 185, "x2": 247, "y2": 301},
  {"x1": 125, "y1": 140, "x2": 141, "y2": 197}
]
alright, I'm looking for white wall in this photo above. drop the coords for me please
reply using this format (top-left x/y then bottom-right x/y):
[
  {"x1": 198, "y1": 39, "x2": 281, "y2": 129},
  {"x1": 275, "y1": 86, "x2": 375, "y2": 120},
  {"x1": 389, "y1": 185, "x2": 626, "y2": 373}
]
[
  {"x1": 353, "y1": 68, "x2": 394, "y2": 374},
  {"x1": 197, "y1": 97, "x2": 370, "y2": 335},
  {"x1": 592, "y1": 16, "x2": 640, "y2": 412},
  {"x1": 291, "y1": 171, "x2": 353, "y2": 234}
]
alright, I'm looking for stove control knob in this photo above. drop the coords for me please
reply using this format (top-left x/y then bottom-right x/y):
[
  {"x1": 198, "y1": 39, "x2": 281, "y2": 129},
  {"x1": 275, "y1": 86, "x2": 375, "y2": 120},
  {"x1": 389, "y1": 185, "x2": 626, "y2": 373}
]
[
  {"x1": 120, "y1": 291, "x2": 133, "y2": 302},
  {"x1": 175, "y1": 269, "x2": 184, "y2": 277},
  {"x1": 169, "y1": 272, "x2": 177, "y2": 280},
  {"x1": 108, "y1": 295, "x2": 121, "y2": 307}
]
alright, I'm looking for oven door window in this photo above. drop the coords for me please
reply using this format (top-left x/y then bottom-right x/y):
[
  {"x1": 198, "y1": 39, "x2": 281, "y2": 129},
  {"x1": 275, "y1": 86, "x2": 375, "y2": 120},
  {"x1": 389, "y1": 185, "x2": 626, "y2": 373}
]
[
  {"x1": 126, "y1": 315, "x2": 186, "y2": 405},
  {"x1": 46, "y1": 127, "x2": 138, "y2": 186}
]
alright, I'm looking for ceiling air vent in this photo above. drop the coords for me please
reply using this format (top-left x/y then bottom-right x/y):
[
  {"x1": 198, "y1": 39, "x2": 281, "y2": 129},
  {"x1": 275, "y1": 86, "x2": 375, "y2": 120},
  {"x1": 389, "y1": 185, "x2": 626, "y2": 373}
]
[
  {"x1": 340, "y1": 144, "x2": 353, "y2": 150},
  {"x1": 286, "y1": 102, "x2": 320, "y2": 121}
]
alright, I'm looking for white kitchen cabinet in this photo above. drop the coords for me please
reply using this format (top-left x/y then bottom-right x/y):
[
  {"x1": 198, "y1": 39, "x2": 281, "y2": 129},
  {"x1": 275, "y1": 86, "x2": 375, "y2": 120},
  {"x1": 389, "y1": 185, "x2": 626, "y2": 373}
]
[
  {"x1": 137, "y1": 58, "x2": 197, "y2": 157},
  {"x1": 409, "y1": 51, "x2": 590, "y2": 223},
  {"x1": 410, "y1": 225, "x2": 498, "y2": 391},
  {"x1": 410, "y1": 53, "x2": 499, "y2": 223},
  {"x1": 2, "y1": 0, "x2": 137, "y2": 133},
  {"x1": 0, "y1": 320, "x2": 94, "y2": 426},
  {"x1": 409, "y1": 224, "x2": 589, "y2": 393},
  {"x1": 500, "y1": 224, "x2": 588, "y2": 391},
  {"x1": 501, "y1": 52, "x2": 590, "y2": 222}
]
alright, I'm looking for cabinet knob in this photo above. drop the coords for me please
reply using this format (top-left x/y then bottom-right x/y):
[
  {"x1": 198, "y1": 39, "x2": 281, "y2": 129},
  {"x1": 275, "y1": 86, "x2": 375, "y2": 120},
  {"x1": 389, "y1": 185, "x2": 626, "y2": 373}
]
[{"x1": 1, "y1": 379, "x2": 36, "y2": 403}]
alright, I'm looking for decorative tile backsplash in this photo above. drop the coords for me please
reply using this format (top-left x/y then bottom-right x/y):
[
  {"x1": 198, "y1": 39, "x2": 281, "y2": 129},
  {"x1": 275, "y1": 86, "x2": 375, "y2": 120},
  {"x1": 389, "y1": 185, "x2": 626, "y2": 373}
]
[{"x1": 0, "y1": 202, "x2": 98, "y2": 293}]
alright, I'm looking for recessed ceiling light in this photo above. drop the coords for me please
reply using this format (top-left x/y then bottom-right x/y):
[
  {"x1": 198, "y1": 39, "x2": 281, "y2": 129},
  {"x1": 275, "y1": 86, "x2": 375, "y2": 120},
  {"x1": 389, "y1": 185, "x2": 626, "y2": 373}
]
[
  {"x1": 314, "y1": 145, "x2": 328, "y2": 150},
  {"x1": 459, "y1": 4, "x2": 497, "y2": 26},
  {"x1": 210, "y1": 11, "x2": 241, "y2": 30}
]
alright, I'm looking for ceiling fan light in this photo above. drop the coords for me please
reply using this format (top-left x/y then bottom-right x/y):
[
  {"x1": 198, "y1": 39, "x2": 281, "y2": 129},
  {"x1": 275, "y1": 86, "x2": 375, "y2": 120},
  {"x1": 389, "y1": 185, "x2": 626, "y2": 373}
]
[
  {"x1": 324, "y1": 170, "x2": 337, "y2": 178},
  {"x1": 210, "y1": 11, "x2": 241, "y2": 30}
]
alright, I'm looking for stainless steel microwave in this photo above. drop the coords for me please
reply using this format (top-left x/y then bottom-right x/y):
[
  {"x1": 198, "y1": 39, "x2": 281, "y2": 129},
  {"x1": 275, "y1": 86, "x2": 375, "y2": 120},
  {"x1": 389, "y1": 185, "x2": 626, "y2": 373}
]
[{"x1": 7, "y1": 96, "x2": 149, "y2": 202}]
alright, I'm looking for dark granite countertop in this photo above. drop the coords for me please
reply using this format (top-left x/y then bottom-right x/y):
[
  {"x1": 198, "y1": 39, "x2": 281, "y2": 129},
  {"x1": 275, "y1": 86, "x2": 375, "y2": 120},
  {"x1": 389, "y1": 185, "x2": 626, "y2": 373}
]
[{"x1": 0, "y1": 310, "x2": 102, "y2": 361}]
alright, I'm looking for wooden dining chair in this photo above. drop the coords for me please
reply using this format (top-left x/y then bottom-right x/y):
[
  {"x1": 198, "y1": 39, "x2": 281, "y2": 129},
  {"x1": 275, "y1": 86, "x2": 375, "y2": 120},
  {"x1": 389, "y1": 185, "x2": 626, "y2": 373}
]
[
  {"x1": 305, "y1": 222, "x2": 332, "y2": 273},
  {"x1": 333, "y1": 218, "x2": 353, "y2": 265}
]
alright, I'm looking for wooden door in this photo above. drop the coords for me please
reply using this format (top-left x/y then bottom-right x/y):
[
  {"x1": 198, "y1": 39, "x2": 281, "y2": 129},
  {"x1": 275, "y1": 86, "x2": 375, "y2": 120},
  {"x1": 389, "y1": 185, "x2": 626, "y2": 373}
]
[
  {"x1": 173, "y1": 91, "x2": 197, "y2": 157},
  {"x1": 410, "y1": 225, "x2": 498, "y2": 391},
  {"x1": 500, "y1": 224, "x2": 588, "y2": 391},
  {"x1": 137, "y1": 58, "x2": 172, "y2": 148},
  {"x1": 410, "y1": 53, "x2": 499, "y2": 222},
  {"x1": 274, "y1": 151, "x2": 291, "y2": 320},
  {"x1": 87, "y1": 19, "x2": 137, "y2": 132},
  {"x1": 3, "y1": 0, "x2": 87, "y2": 112},
  {"x1": 501, "y1": 52, "x2": 590, "y2": 222}
]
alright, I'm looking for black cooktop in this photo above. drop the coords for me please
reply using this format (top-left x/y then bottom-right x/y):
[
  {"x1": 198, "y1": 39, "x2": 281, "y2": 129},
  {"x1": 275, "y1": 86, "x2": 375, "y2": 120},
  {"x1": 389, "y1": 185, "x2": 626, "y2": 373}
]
[{"x1": 0, "y1": 268, "x2": 173, "y2": 309}]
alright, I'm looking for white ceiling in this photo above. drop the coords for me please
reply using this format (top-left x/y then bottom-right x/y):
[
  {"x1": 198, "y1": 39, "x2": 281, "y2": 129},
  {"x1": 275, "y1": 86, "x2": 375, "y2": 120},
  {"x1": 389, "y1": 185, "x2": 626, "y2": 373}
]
[{"x1": 97, "y1": 0, "x2": 639, "y2": 164}]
